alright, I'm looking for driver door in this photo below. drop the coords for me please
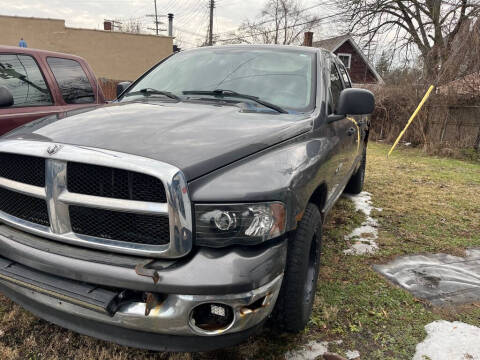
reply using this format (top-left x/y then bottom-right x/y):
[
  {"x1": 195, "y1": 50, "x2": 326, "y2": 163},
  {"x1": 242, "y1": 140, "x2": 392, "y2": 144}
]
[
  {"x1": 327, "y1": 59, "x2": 357, "y2": 185},
  {"x1": 0, "y1": 53, "x2": 58, "y2": 135}
]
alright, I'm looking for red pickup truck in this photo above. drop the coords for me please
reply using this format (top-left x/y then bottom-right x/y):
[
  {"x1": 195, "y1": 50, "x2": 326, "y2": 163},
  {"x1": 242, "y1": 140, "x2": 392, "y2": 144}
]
[{"x1": 0, "y1": 46, "x2": 105, "y2": 135}]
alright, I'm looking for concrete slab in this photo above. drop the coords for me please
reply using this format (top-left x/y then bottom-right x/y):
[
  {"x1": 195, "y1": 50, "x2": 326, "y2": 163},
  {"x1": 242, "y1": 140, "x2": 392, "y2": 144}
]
[{"x1": 375, "y1": 249, "x2": 480, "y2": 306}]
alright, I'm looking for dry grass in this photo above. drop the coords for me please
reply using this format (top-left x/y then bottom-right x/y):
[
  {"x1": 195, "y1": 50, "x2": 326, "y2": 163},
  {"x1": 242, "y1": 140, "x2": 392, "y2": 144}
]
[{"x1": 0, "y1": 142, "x2": 479, "y2": 359}]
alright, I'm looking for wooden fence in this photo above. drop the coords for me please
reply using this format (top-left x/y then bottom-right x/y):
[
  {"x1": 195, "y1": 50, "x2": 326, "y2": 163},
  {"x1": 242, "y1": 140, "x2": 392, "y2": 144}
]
[
  {"x1": 98, "y1": 78, "x2": 123, "y2": 101},
  {"x1": 371, "y1": 102, "x2": 480, "y2": 151}
]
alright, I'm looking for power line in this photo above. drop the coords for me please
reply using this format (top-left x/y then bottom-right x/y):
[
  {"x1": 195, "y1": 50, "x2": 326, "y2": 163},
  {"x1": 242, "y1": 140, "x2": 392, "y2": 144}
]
[
  {"x1": 175, "y1": 26, "x2": 206, "y2": 39},
  {"x1": 175, "y1": 1, "x2": 205, "y2": 28},
  {"x1": 219, "y1": 10, "x2": 348, "y2": 42},
  {"x1": 214, "y1": 1, "x2": 340, "y2": 36}
]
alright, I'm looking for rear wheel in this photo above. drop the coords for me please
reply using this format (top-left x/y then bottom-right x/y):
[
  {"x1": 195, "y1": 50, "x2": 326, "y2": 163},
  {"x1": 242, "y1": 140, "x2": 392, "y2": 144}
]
[
  {"x1": 345, "y1": 147, "x2": 366, "y2": 194},
  {"x1": 272, "y1": 203, "x2": 322, "y2": 332}
]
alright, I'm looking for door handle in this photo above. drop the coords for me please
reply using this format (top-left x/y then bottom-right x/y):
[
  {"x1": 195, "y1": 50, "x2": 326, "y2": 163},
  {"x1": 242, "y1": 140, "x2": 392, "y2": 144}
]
[{"x1": 347, "y1": 127, "x2": 356, "y2": 136}]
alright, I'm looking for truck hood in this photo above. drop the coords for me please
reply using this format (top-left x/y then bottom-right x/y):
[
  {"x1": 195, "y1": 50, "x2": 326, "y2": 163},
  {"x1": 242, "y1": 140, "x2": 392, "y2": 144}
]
[{"x1": 4, "y1": 101, "x2": 312, "y2": 180}]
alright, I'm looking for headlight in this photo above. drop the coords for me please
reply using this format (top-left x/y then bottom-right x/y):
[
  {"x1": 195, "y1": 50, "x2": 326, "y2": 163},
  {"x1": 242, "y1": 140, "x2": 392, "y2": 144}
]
[{"x1": 195, "y1": 202, "x2": 286, "y2": 247}]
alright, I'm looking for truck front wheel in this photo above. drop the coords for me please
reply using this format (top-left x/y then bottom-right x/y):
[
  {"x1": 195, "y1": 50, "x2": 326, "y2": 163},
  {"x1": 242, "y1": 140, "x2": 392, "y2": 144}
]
[{"x1": 272, "y1": 203, "x2": 322, "y2": 332}]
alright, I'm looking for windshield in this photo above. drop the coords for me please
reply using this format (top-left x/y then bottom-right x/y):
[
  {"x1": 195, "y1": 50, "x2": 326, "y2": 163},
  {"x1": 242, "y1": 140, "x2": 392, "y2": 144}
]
[{"x1": 121, "y1": 48, "x2": 316, "y2": 112}]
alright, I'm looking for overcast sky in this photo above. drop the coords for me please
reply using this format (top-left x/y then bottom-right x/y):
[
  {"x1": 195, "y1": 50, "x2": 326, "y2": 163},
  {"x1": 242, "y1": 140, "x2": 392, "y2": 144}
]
[{"x1": 0, "y1": 0, "x2": 340, "y2": 48}]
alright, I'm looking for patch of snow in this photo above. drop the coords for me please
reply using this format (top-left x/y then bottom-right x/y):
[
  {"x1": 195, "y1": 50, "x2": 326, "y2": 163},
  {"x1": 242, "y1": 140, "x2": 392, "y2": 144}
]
[
  {"x1": 284, "y1": 340, "x2": 359, "y2": 360},
  {"x1": 413, "y1": 321, "x2": 480, "y2": 360},
  {"x1": 284, "y1": 340, "x2": 331, "y2": 360},
  {"x1": 343, "y1": 192, "x2": 381, "y2": 255},
  {"x1": 345, "y1": 350, "x2": 361, "y2": 359}
]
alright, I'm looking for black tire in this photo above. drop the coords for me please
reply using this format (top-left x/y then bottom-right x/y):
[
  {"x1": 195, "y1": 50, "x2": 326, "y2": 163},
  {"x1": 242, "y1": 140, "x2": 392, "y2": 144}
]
[
  {"x1": 272, "y1": 203, "x2": 322, "y2": 332},
  {"x1": 345, "y1": 147, "x2": 366, "y2": 195}
]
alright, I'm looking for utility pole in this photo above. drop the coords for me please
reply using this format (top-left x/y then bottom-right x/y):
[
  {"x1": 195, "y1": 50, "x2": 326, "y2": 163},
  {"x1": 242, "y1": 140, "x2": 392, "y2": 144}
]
[
  {"x1": 154, "y1": 0, "x2": 159, "y2": 35},
  {"x1": 208, "y1": 0, "x2": 215, "y2": 46},
  {"x1": 146, "y1": 0, "x2": 167, "y2": 35}
]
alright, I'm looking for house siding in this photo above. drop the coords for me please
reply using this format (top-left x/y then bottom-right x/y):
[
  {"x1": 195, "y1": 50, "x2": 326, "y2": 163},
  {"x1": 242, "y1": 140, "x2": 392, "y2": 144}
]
[{"x1": 334, "y1": 41, "x2": 377, "y2": 84}]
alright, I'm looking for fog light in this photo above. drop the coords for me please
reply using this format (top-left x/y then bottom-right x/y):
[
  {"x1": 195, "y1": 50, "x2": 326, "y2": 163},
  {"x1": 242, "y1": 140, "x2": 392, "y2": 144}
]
[
  {"x1": 190, "y1": 303, "x2": 234, "y2": 332},
  {"x1": 210, "y1": 304, "x2": 226, "y2": 317}
]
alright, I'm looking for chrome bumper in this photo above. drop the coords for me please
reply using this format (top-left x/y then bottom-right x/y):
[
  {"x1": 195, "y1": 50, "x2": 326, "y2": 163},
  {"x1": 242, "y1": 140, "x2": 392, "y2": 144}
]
[{"x1": 0, "y1": 274, "x2": 283, "y2": 336}]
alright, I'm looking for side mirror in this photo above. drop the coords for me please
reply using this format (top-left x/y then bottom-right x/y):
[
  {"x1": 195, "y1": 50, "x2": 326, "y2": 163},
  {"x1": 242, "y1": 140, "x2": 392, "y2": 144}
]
[
  {"x1": 0, "y1": 86, "x2": 14, "y2": 108},
  {"x1": 116, "y1": 81, "x2": 132, "y2": 98},
  {"x1": 336, "y1": 88, "x2": 375, "y2": 115}
]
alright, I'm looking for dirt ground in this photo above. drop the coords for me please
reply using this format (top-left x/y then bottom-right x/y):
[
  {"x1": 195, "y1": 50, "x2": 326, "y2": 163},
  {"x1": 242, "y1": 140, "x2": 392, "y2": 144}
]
[{"x1": 0, "y1": 142, "x2": 479, "y2": 359}]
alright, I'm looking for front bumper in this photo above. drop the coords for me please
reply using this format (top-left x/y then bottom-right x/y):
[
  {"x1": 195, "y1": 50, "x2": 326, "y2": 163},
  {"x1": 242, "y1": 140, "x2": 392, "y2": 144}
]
[
  {"x1": 0, "y1": 265, "x2": 282, "y2": 335},
  {"x1": 0, "y1": 279, "x2": 273, "y2": 352},
  {"x1": 0, "y1": 224, "x2": 287, "y2": 350}
]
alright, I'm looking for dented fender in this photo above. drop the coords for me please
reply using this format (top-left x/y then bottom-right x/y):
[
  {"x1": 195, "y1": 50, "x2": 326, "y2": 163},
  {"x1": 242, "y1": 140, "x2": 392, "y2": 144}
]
[{"x1": 189, "y1": 124, "x2": 343, "y2": 231}]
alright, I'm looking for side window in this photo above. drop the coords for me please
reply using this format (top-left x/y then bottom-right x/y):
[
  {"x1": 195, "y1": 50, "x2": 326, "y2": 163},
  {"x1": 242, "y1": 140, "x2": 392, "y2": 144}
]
[
  {"x1": 338, "y1": 64, "x2": 352, "y2": 88},
  {"x1": 0, "y1": 54, "x2": 53, "y2": 107},
  {"x1": 47, "y1": 57, "x2": 95, "y2": 104},
  {"x1": 328, "y1": 62, "x2": 344, "y2": 114}
]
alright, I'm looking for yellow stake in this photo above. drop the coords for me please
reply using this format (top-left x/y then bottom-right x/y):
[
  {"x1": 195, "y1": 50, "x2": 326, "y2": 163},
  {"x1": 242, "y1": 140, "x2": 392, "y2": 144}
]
[{"x1": 388, "y1": 85, "x2": 435, "y2": 157}]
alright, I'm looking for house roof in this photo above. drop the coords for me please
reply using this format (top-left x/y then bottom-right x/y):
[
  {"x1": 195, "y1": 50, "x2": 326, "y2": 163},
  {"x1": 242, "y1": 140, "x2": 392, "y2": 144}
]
[
  {"x1": 312, "y1": 34, "x2": 351, "y2": 52},
  {"x1": 313, "y1": 34, "x2": 384, "y2": 84}
]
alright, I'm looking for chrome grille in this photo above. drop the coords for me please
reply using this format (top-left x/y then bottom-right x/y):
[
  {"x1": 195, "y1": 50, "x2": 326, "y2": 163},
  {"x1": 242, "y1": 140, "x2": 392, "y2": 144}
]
[
  {"x1": 70, "y1": 206, "x2": 170, "y2": 245},
  {"x1": 0, "y1": 153, "x2": 45, "y2": 186},
  {"x1": 0, "y1": 187, "x2": 49, "y2": 226},
  {"x1": 67, "y1": 162, "x2": 167, "y2": 202},
  {"x1": 0, "y1": 141, "x2": 193, "y2": 258}
]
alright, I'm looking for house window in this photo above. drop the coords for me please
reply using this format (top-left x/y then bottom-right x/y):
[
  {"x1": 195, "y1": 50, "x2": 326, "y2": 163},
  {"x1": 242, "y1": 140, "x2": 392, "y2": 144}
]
[{"x1": 337, "y1": 53, "x2": 351, "y2": 69}]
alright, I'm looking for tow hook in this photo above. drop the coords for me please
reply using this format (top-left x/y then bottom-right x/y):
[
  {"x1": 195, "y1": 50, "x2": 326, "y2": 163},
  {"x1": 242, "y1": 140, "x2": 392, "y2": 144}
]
[{"x1": 135, "y1": 259, "x2": 160, "y2": 285}]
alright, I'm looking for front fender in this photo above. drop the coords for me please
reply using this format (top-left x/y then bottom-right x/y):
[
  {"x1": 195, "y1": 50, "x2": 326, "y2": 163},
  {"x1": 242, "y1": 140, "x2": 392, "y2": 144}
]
[{"x1": 189, "y1": 133, "x2": 337, "y2": 231}]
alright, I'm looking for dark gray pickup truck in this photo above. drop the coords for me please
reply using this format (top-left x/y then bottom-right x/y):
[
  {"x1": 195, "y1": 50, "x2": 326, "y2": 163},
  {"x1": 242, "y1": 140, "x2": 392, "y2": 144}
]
[{"x1": 0, "y1": 45, "x2": 374, "y2": 351}]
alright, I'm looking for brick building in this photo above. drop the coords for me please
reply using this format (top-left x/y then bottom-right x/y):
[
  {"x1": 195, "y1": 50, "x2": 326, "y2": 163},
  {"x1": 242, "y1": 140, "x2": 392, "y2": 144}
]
[{"x1": 313, "y1": 34, "x2": 383, "y2": 85}]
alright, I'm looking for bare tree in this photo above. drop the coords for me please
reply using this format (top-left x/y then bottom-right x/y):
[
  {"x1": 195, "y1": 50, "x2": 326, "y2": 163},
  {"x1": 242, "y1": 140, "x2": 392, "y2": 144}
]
[
  {"x1": 439, "y1": 18, "x2": 480, "y2": 82},
  {"x1": 223, "y1": 0, "x2": 321, "y2": 45},
  {"x1": 115, "y1": 18, "x2": 143, "y2": 34},
  {"x1": 339, "y1": 0, "x2": 480, "y2": 78}
]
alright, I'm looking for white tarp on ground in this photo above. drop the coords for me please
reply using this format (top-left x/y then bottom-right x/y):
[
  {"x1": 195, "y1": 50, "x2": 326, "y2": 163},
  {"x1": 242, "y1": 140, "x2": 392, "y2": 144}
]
[
  {"x1": 413, "y1": 320, "x2": 480, "y2": 360},
  {"x1": 375, "y1": 249, "x2": 480, "y2": 306}
]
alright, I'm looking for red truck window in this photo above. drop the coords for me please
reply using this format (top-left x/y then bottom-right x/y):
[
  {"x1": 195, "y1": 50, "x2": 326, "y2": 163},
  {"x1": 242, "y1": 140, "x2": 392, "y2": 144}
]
[
  {"x1": 0, "y1": 54, "x2": 53, "y2": 107},
  {"x1": 47, "y1": 57, "x2": 95, "y2": 104}
]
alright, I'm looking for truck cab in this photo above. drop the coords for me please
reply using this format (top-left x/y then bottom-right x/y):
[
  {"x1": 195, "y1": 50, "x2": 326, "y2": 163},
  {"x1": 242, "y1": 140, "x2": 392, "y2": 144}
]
[{"x1": 0, "y1": 46, "x2": 105, "y2": 135}]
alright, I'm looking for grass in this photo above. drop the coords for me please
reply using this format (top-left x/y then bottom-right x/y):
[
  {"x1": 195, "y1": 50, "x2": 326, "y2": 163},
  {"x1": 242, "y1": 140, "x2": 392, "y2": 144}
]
[{"x1": 0, "y1": 142, "x2": 479, "y2": 359}]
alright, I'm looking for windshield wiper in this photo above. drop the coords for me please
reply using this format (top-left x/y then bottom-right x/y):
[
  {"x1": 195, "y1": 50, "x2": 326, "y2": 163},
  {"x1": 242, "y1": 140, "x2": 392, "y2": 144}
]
[
  {"x1": 182, "y1": 89, "x2": 288, "y2": 114},
  {"x1": 126, "y1": 88, "x2": 181, "y2": 101}
]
